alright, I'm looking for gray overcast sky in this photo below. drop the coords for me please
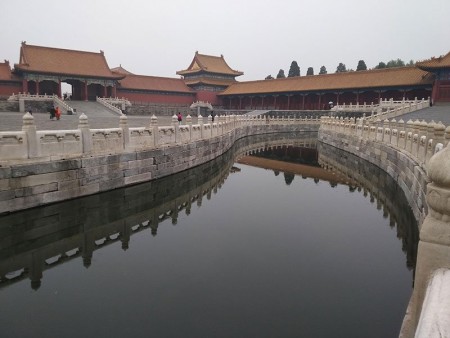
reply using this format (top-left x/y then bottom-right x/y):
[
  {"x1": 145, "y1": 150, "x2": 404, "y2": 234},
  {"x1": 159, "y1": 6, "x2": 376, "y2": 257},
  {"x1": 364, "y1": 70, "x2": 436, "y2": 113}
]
[{"x1": 1, "y1": 0, "x2": 449, "y2": 81}]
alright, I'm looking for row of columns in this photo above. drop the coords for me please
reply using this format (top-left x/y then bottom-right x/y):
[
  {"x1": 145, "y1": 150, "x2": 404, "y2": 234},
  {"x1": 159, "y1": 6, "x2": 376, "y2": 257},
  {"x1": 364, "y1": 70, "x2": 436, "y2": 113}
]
[
  {"x1": 22, "y1": 78, "x2": 117, "y2": 101},
  {"x1": 224, "y1": 89, "x2": 426, "y2": 110}
]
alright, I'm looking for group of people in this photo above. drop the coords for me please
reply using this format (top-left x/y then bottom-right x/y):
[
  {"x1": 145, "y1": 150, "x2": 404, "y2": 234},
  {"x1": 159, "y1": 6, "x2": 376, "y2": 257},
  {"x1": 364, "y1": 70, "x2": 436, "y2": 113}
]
[{"x1": 49, "y1": 106, "x2": 61, "y2": 120}]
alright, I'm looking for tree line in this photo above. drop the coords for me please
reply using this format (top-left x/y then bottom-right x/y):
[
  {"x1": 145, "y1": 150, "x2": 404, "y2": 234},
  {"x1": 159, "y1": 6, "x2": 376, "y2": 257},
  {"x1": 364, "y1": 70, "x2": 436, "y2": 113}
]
[{"x1": 265, "y1": 58, "x2": 416, "y2": 80}]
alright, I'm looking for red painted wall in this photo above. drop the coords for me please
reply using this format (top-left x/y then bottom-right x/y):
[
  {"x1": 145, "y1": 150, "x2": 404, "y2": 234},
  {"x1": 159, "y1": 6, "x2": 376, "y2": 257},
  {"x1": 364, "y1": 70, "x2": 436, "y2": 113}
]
[
  {"x1": 0, "y1": 82, "x2": 22, "y2": 96},
  {"x1": 195, "y1": 91, "x2": 221, "y2": 105}
]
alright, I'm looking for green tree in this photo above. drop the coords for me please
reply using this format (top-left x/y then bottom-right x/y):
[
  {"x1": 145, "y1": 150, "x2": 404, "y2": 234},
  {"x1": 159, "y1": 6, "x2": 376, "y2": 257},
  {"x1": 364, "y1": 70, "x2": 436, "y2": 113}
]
[
  {"x1": 276, "y1": 69, "x2": 286, "y2": 79},
  {"x1": 319, "y1": 65, "x2": 327, "y2": 74},
  {"x1": 386, "y1": 58, "x2": 405, "y2": 68},
  {"x1": 265, "y1": 75, "x2": 274, "y2": 80},
  {"x1": 407, "y1": 59, "x2": 415, "y2": 66},
  {"x1": 375, "y1": 62, "x2": 387, "y2": 69},
  {"x1": 335, "y1": 63, "x2": 347, "y2": 73},
  {"x1": 306, "y1": 67, "x2": 314, "y2": 75},
  {"x1": 288, "y1": 61, "x2": 300, "y2": 77},
  {"x1": 356, "y1": 60, "x2": 367, "y2": 71}
]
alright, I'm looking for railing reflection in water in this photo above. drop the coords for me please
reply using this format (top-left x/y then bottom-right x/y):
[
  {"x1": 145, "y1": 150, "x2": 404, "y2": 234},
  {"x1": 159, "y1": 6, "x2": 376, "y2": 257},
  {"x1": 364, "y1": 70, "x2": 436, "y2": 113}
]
[{"x1": 0, "y1": 132, "x2": 418, "y2": 291}]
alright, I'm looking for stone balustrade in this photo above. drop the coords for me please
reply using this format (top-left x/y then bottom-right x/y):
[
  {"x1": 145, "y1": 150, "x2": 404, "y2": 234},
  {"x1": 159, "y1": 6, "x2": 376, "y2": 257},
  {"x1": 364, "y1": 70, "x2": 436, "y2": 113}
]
[
  {"x1": 96, "y1": 96, "x2": 129, "y2": 115},
  {"x1": 0, "y1": 112, "x2": 319, "y2": 214},
  {"x1": 7, "y1": 93, "x2": 73, "y2": 114},
  {"x1": 332, "y1": 98, "x2": 430, "y2": 120},
  {"x1": 319, "y1": 114, "x2": 450, "y2": 337}
]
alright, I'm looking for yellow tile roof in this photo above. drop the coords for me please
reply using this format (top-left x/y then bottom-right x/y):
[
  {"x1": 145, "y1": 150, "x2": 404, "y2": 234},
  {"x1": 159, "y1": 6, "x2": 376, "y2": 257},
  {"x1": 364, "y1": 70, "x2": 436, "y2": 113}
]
[
  {"x1": 417, "y1": 51, "x2": 450, "y2": 70},
  {"x1": 0, "y1": 62, "x2": 13, "y2": 81},
  {"x1": 220, "y1": 66, "x2": 434, "y2": 96},
  {"x1": 177, "y1": 52, "x2": 243, "y2": 76},
  {"x1": 119, "y1": 74, "x2": 194, "y2": 93},
  {"x1": 15, "y1": 43, "x2": 123, "y2": 79},
  {"x1": 183, "y1": 77, "x2": 238, "y2": 87}
]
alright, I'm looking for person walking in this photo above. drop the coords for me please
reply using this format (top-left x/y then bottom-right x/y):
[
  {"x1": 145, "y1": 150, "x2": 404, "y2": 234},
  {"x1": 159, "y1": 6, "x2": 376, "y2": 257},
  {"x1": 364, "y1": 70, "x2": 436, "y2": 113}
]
[
  {"x1": 55, "y1": 106, "x2": 61, "y2": 120},
  {"x1": 177, "y1": 112, "x2": 182, "y2": 125}
]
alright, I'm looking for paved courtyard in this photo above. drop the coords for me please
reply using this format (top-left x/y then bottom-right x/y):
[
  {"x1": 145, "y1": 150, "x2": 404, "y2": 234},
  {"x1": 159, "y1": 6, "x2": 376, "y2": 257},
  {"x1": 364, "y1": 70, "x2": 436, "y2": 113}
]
[
  {"x1": 0, "y1": 104, "x2": 449, "y2": 132},
  {"x1": 0, "y1": 111, "x2": 199, "y2": 132}
]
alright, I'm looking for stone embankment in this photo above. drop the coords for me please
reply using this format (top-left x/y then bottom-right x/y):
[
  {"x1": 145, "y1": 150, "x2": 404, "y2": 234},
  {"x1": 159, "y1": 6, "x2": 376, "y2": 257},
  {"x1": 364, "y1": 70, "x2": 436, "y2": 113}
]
[
  {"x1": 318, "y1": 115, "x2": 450, "y2": 337},
  {"x1": 0, "y1": 113, "x2": 319, "y2": 214}
]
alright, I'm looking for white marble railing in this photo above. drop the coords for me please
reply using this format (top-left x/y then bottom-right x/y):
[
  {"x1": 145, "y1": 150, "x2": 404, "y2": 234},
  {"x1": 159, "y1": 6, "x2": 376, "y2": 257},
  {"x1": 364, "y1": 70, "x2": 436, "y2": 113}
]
[
  {"x1": 96, "y1": 96, "x2": 130, "y2": 115},
  {"x1": 320, "y1": 115, "x2": 450, "y2": 337},
  {"x1": 0, "y1": 113, "x2": 320, "y2": 162},
  {"x1": 7, "y1": 93, "x2": 74, "y2": 114},
  {"x1": 332, "y1": 98, "x2": 430, "y2": 118},
  {"x1": 320, "y1": 114, "x2": 446, "y2": 170}
]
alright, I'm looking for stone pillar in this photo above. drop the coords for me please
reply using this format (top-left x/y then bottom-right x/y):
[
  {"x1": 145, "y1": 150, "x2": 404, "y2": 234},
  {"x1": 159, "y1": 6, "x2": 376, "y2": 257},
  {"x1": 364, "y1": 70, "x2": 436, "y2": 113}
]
[
  {"x1": 19, "y1": 98, "x2": 25, "y2": 113},
  {"x1": 150, "y1": 114, "x2": 158, "y2": 147},
  {"x1": 78, "y1": 113, "x2": 92, "y2": 154},
  {"x1": 172, "y1": 114, "x2": 179, "y2": 143},
  {"x1": 119, "y1": 114, "x2": 129, "y2": 150},
  {"x1": 402, "y1": 143, "x2": 450, "y2": 336},
  {"x1": 207, "y1": 114, "x2": 213, "y2": 138},
  {"x1": 22, "y1": 112, "x2": 39, "y2": 158},
  {"x1": 186, "y1": 114, "x2": 192, "y2": 141}
]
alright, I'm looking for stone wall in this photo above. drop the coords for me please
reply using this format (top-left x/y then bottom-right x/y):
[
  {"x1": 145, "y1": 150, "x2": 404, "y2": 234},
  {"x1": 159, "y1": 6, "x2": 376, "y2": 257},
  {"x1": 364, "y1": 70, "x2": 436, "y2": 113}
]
[
  {"x1": 0, "y1": 100, "x2": 19, "y2": 112},
  {"x1": 318, "y1": 116, "x2": 450, "y2": 337},
  {"x1": 0, "y1": 114, "x2": 319, "y2": 214},
  {"x1": 318, "y1": 128, "x2": 429, "y2": 224}
]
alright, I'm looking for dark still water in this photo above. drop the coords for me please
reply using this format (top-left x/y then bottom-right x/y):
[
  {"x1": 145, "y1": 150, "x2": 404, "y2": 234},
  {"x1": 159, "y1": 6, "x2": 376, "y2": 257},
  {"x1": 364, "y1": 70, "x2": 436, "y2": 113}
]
[{"x1": 0, "y1": 134, "x2": 417, "y2": 338}]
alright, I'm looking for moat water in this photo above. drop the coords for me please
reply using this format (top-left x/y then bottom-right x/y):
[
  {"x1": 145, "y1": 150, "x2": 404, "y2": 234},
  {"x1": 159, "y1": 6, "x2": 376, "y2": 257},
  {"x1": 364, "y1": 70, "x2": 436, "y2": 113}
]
[{"x1": 0, "y1": 133, "x2": 418, "y2": 338}]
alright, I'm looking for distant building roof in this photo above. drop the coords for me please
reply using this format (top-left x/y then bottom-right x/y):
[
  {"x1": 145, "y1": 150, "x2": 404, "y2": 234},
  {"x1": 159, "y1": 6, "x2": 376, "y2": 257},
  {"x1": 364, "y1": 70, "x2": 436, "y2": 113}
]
[
  {"x1": 0, "y1": 61, "x2": 20, "y2": 81},
  {"x1": 219, "y1": 66, "x2": 434, "y2": 96},
  {"x1": 118, "y1": 74, "x2": 195, "y2": 94},
  {"x1": 111, "y1": 65, "x2": 135, "y2": 75},
  {"x1": 177, "y1": 52, "x2": 243, "y2": 77},
  {"x1": 14, "y1": 42, "x2": 123, "y2": 79},
  {"x1": 416, "y1": 51, "x2": 450, "y2": 71},
  {"x1": 183, "y1": 77, "x2": 238, "y2": 87}
]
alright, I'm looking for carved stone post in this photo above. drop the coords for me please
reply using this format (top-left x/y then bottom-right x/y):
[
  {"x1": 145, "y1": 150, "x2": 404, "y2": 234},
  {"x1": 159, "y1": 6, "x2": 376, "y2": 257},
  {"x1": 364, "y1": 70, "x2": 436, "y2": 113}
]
[
  {"x1": 150, "y1": 114, "x2": 158, "y2": 147},
  {"x1": 119, "y1": 114, "x2": 129, "y2": 151},
  {"x1": 22, "y1": 112, "x2": 40, "y2": 158},
  {"x1": 78, "y1": 113, "x2": 92, "y2": 154},
  {"x1": 402, "y1": 143, "x2": 450, "y2": 336}
]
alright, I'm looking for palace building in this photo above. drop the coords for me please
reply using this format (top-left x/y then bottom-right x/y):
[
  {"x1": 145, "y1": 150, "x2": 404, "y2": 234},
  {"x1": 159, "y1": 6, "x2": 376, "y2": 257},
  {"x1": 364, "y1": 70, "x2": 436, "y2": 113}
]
[{"x1": 0, "y1": 42, "x2": 448, "y2": 110}]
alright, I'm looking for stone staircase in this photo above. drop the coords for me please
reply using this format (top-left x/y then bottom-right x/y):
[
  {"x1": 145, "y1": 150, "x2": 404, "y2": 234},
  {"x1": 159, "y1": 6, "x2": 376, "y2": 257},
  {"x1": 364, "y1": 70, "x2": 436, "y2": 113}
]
[
  {"x1": 397, "y1": 103, "x2": 450, "y2": 125},
  {"x1": 66, "y1": 100, "x2": 121, "y2": 118}
]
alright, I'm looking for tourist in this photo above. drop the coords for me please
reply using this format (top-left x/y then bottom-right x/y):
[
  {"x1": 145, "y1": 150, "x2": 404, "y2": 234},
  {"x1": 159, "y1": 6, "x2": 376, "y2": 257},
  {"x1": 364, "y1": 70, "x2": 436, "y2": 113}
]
[
  {"x1": 177, "y1": 112, "x2": 182, "y2": 124},
  {"x1": 49, "y1": 107, "x2": 56, "y2": 120},
  {"x1": 211, "y1": 110, "x2": 215, "y2": 122},
  {"x1": 55, "y1": 106, "x2": 61, "y2": 120}
]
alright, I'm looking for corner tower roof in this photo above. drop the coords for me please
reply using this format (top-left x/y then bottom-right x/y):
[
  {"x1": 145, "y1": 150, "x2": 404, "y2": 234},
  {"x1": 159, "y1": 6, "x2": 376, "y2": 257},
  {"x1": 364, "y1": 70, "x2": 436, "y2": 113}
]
[
  {"x1": 416, "y1": 51, "x2": 450, "y2": 71},
  {"x1": 177, "y1": 51, "x2": 243, "y2": 77}
]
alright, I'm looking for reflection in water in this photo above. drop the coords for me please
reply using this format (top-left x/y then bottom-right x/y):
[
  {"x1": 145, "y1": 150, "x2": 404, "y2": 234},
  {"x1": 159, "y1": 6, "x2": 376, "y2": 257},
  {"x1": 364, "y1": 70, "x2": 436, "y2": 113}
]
[
  {"x1": 317, "y1": 142, "x2": 419, "y2": 272},
  {"x1": 0, "y1": 132, "x2": 418, "y2": 338},
  {"x1": 0, "y1": 132, "x2": 317, "y2": 290},
  {"x1": 242, "y1": 142, "x2": 418, "y2": 272}
]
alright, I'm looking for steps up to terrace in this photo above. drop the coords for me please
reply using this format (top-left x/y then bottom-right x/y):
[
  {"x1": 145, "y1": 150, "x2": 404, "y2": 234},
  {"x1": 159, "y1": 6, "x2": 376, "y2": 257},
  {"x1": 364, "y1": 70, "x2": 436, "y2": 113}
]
[
  {"x1": 66, "y1": 101, "x2": 121, "y2": 118},
  {"x1": 396, "y1": 103, "x2": 450, "y2": 125}
]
